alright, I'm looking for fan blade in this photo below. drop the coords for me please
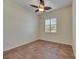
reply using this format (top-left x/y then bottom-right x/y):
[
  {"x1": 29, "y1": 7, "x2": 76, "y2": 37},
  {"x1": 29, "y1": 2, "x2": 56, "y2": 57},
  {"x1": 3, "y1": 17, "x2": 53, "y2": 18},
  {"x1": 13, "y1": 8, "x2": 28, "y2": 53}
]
[
  {"x1": 44, "y1": 7, "x2": 52, "y2": 10},
  {"x1": 40, "y1": 0, "x2": 44, "y2": 5},
  {"x1": 35, "y1": 9, "x2": 39, "y2": 12},
  {"x1": 30, "y1": 5, "x2": 38, "y2": 8}
]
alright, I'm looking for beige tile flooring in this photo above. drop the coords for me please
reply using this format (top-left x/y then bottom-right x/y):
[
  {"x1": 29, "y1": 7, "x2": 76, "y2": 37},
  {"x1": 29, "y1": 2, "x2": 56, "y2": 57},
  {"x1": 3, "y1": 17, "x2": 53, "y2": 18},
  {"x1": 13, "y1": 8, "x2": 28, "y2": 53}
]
[{"x1": 4, "y1": 40, "x2": 75, "y2": 59}]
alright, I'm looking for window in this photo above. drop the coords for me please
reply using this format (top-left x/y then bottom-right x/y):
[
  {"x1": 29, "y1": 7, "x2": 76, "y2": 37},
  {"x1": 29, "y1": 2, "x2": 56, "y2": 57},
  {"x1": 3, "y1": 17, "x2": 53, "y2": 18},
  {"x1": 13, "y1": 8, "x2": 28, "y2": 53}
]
[{"x1": 45, "y1": 18, "x2": 56, "y2": 33}]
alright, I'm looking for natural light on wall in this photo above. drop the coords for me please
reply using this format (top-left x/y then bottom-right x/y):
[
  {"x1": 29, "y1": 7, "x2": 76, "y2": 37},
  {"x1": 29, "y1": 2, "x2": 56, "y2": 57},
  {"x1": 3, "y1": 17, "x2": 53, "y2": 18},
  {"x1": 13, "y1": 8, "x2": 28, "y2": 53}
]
[{"x1": 45, "y1": 18, "x2": 56, "y2": 33}]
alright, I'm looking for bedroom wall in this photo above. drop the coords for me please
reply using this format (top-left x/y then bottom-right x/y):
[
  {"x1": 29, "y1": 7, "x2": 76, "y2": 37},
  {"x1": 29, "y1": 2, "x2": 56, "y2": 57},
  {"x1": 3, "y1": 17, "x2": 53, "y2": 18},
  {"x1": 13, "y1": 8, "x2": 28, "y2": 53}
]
[
  {"x1": 3, "y1": 0, "x2": 39, "y2": 51},
  {"x1": 39, "y1": 5, "x2": 72, "y2": 45}
]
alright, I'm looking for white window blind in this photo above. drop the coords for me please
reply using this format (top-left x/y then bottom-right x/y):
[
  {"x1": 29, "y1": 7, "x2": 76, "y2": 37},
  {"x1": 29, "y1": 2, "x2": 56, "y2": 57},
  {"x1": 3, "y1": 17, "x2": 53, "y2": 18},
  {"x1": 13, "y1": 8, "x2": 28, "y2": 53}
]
[{"x1": 45, "y1": 18, "x2": 56, "y2": 33}]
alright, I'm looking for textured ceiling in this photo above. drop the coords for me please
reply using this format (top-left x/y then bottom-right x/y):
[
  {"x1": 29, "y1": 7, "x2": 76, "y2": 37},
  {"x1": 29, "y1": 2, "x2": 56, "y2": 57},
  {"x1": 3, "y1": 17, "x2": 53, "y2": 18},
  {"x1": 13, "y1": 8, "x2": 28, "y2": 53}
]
[{"x1": 13, "y1": 0, "x2": 72, "y2": 14}]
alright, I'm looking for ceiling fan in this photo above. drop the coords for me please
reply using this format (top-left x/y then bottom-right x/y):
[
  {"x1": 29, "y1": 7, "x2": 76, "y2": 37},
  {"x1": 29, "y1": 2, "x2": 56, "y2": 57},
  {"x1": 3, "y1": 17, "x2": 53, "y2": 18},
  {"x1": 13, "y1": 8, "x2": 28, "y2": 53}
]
[{"x1": 30, "y1": 0, "x2": 52, "y2": 12}]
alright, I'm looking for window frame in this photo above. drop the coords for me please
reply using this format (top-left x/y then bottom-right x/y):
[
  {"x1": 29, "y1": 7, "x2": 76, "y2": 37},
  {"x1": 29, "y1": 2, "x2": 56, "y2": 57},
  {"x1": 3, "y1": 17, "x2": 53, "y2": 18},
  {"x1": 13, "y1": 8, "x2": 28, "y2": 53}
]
[{"x1": 44, "y1": 18, "x2": 57, "y2": 33}]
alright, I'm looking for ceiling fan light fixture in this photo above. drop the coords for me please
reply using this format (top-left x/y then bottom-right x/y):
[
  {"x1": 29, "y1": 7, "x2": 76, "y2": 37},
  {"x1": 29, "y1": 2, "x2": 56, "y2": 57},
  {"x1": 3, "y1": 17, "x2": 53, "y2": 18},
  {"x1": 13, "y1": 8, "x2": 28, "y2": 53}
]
[
  {"x1": 38, "y1": 4, "x2": 44, "y2": 12},
  {"x1": 39, "y1": 8, "x2": 44, "y2": 12},
  {"x1": 30, "y1": 0, "x2": 52, "y2": 12}
]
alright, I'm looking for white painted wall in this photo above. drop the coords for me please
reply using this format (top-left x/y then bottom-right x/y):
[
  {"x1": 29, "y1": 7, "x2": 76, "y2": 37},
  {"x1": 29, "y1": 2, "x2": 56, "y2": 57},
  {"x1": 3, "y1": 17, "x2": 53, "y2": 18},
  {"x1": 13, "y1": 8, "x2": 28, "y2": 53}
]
[
  {"x1": 39, "y1": 6, "x2": 72, "y2": 45},
  {"x1": 3, "y1": 0, "x2": 39, "y2": 51},
  {"x1": 72, "y1": 0, "x2": 76, "y2": 56}
]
